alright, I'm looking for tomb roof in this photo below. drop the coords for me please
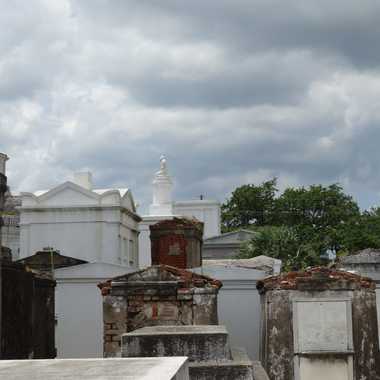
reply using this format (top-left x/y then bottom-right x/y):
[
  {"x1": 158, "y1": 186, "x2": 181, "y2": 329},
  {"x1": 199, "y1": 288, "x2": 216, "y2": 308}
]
[
  {"x1": 98, "y1": 264, "x2": 222, "y2": 295},
  {"x1": 257, "y1": 266, "x2": 375, "y2": 293}
]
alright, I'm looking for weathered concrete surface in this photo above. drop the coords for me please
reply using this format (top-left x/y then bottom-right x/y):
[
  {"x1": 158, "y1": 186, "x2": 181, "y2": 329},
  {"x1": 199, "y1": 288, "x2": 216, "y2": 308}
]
[
  {"x1": 0, "y1": 357, "x2": 190, "y2": 380},
  {"x1": 122, "y1": 325, "x2": 255, "y2": 380},
  {"x1": 258, "y1": 267, "x2": 380, "y2": 380},
  {"x1": 99, "y1": 265, "x2": 221, "y2": 357},
  {"x1": 188, "y1": 348, "x2": 253, "y2": 380},
  {"x1": 123, "y1": 325, "x2": 231, "y2": 362}
]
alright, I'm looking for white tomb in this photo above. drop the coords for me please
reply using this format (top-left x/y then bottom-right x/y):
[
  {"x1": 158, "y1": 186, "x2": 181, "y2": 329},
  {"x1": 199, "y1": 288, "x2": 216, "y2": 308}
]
[
  {"x1": 138, "y1": 156, "x2": 221, "y2": 267},
  {"x1": 54, "y1": 262, "x2": 135, "y2": 358},
  {"x1": 19, "y1": 172, "x2": 141, "y2": 268}
]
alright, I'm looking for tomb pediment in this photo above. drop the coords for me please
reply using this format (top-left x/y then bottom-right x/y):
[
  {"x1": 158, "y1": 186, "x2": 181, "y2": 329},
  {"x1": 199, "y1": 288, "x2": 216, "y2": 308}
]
[{"x1": 22, "y1": 182, "x2": 100, "y2": 207}]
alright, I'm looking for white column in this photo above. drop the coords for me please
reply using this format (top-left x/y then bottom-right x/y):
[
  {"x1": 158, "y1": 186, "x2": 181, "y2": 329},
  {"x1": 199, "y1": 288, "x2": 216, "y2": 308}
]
[{"x1": 149, "y1": 155, "x2": 173, "y2": 216}]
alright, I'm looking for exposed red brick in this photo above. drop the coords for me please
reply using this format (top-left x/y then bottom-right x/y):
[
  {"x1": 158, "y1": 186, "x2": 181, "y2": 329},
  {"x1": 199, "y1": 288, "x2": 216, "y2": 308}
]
[
  {"x1": 152, "y1": 303, "x2": 158, "y2": 319},
  {"x1": 257, "y1": 266, "x2": 375, "y2": 292},
  {"x1": 150, "y1": 217, "x2": 203, "y2": 269}
]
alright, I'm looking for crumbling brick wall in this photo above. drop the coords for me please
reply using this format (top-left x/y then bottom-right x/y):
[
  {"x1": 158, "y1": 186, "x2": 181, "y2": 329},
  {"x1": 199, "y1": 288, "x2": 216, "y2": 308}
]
[{"x1": 99, "y1": 265, "x2": 221, "y2": 357}]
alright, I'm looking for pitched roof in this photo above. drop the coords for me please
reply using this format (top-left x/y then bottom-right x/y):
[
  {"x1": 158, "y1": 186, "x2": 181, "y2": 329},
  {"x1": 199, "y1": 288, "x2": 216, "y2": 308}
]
[
  {"x1": 98, "y1": 264, "x2": 222, "y2": 295},
  {"x1": 203, "y1": 229, "x2": 257, "y2": 244},
  {"x1": 16, "y1": 250, "x2": 87, "y2": 273}
]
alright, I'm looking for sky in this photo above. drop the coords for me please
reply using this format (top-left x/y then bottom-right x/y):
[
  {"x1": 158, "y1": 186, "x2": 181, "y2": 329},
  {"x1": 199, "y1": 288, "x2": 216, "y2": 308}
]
[{"x1": 1, "y1": 1, "x2": 380, "y2": 212}]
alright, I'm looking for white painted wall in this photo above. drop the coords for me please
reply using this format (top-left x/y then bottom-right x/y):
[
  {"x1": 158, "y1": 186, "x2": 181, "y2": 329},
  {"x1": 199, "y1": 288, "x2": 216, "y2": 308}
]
[
  {"x1": 173, "y1": 200, "x2": 221, "y2": 239},
  {"x1": 298, "y1": 357, "x2": 353, "y2": 380},
  {"x1": 55, "y1": 263, "x2": 133, "y2": 358},
  {"x1": 56, "y1": 281, "x2": 102, "y2": 358},
  {"x1": 193, "y1": 265, "x2": 266, "y2": 359},
  {"x1": 19, "y1": 181, "x2": 140, "y2": 267}
]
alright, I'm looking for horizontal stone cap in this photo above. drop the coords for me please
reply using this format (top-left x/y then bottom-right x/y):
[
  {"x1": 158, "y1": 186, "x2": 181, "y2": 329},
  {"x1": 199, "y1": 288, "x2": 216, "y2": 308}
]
[
  {"x1": 98, "y1": 264, "x2": 222, "y2": 295},
  {"x1": 257, "y1": 266, "x2": 375, "y2": 293},
  {"x1": 124, "y1": 325, "x2": 228, "y2": 337},
  {"x1": 0, "y1": 358, "x2": 189, "y2": 380},
  {"x1": 150, "y1": 217, "x2": 204, "y2": 232}
]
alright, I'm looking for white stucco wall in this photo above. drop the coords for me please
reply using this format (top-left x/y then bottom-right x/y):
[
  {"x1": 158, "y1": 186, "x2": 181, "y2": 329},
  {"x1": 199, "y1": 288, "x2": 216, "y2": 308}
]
[
  {"x1": 55, "y1": 263, "x2": 133, "y2": 358},
  {"x1": 55, "y1": 281, "x2": 102, "y2": 358},
  {"x1": 193, "y1": 265, "x2": 266, "y2": 359},
  {"x1": 173, "y1": 200, "x2": 221, "y2": 238},
  {"x1": 298, "y1": 357, "x2": 353, "y2": 380},
  {"x1": 19, "y1": 182, "x2": 140, "y2": 267},
  {"x1": 139, "y1": 201, "x2": 221, "y2": 268}
]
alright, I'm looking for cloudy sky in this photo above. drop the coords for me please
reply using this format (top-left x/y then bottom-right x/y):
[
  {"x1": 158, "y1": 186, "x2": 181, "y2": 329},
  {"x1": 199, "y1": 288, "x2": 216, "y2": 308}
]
[{"x1": 1, "y1": 0, "x2": 380, "y2": 211}]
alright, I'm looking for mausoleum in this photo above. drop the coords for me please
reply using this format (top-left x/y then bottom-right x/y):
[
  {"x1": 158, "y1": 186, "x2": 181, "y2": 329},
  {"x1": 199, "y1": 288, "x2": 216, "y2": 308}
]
[{"x1": 19, "y1": 172, "x2": 141, "y2": 267}]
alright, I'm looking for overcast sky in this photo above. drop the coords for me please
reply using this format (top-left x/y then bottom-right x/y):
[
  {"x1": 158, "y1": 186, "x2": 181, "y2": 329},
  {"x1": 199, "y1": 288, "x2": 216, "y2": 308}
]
[{"x1": 1, "y1": 1, "x2": 380, "y2": 212}]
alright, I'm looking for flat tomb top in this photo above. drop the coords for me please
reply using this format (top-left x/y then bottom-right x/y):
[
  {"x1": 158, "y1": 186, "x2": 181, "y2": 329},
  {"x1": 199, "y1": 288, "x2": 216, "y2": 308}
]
[
  {"x1": 0, "y1": 357, "x2": 188, "y2": 380},
  {"x1": 126, "y1": 325, "x2": 228, "y2": 336}
]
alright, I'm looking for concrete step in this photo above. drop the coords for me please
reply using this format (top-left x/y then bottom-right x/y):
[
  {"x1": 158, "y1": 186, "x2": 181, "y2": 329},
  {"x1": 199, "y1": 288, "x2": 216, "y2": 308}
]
[
  {"x1": 122, "y1": 325, "x2": 231, "y2": 362},
  {"x1": 188, "y1": 347, "x2": 254, "y2": 380}
]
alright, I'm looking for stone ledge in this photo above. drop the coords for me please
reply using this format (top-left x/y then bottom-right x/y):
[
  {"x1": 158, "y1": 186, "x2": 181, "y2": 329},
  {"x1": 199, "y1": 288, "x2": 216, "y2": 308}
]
[
  {"x1": 122, "y1": 325, "x2": 231, "y2": 362},
  {"x1": 188, "y1": 348, "x2": 253, "y2": 380},
  {"x1": 0, "y1": 358, "x2": 190, "y2": 380}
]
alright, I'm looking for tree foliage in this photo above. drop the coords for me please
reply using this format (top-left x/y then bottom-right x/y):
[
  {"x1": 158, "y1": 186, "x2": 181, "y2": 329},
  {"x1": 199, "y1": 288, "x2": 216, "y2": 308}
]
[
  {"x1": 221, "y1": 179, "x2": 277, "y2": 231},
  {"x1": 222, "y1": 179, "x2": 379, "y2": 269},
  {"x1": 239, "y1": 226, "x2": 322, "y2": 271}
]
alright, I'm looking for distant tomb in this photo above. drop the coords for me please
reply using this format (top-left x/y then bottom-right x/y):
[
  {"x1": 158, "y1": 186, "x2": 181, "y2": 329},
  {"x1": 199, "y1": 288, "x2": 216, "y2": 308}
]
[{"x1": 257, "y1": 267, "x2": 379, "y2": 380}]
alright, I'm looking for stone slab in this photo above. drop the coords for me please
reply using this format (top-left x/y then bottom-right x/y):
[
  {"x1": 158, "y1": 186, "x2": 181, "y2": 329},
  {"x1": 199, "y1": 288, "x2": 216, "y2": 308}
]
[
  {"x1": 0, "y1": 358, "x2": 189, "y2": 380},
  {"x1": 188, "y1": 347, "x2": 253, "y2": 380},
  {"x1": 122, "y1": 325, "x2": 231, "y2": 362}
]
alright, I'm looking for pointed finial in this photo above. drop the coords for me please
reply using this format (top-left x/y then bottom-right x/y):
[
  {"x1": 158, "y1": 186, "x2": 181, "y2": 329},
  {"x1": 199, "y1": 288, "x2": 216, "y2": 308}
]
[{"x1": 159, "y1": 155, "x2": 167, "y2": 172}]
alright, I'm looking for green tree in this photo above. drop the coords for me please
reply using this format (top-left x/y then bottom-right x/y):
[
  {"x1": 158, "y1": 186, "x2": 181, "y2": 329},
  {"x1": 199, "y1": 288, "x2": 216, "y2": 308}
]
[
  {"x1": 275, "y1": 184, "x2": 360, "y2": 252},
  {"x1": 221, "y1": 179, "x2": 277, "y2": 231},
  {"x1": 339, "y1": 207, "x2": 380, "y2": 253},
  {"x1": 239, "y1": 226, "x2": 321, "y2": 271},
  {"x1": 224, "y1": 181, "x2": 364, "y2": 269}
]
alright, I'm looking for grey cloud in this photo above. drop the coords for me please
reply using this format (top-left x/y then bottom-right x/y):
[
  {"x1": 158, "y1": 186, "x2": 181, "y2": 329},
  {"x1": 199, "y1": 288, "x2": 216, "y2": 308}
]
[{"x1": 1, "y1": 0, "x2": 380, "y2": 214}]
